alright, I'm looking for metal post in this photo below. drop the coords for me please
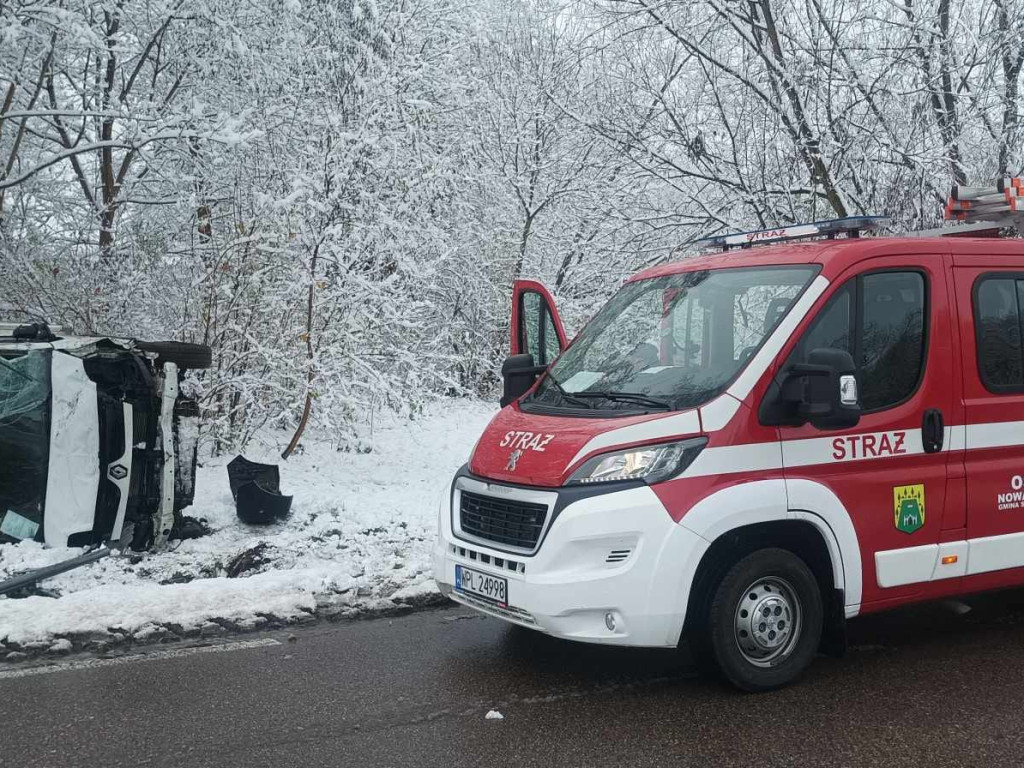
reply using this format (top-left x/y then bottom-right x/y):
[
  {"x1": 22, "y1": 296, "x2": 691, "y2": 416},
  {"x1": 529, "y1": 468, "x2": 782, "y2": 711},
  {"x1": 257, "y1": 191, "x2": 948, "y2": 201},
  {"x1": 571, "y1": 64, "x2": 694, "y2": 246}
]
[{"x1": 0, "y1": 547, "x2": 111, "y2": 597}]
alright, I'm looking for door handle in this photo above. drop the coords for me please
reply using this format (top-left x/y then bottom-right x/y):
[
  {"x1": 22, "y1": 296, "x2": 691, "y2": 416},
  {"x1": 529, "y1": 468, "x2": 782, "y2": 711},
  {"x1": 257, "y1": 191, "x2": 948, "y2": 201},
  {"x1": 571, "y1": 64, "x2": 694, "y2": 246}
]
[{"x1": 922, "y1": 408, "x2": 944, "y2": 454}]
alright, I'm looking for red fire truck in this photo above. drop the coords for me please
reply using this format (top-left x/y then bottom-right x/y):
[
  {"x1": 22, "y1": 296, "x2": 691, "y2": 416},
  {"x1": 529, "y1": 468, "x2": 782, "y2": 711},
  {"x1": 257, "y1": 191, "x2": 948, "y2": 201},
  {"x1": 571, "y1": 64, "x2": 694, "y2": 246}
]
[{"x1": 434, "y1": 201, "x2": 1024, "y2": 691}]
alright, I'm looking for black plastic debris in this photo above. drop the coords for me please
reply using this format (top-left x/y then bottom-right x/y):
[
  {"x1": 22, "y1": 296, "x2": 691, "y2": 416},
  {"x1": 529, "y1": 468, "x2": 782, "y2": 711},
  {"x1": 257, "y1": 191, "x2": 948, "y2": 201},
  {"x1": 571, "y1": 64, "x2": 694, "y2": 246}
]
[
  {"x1": 227, "y1": 456, "x2": 293, "y2": 525},
  {"x1": 171, "y1": 515, "x2": 212, "y2": 541},
  {"x1": 226, "y1": 455, "x2": 283, "y2": 499}
]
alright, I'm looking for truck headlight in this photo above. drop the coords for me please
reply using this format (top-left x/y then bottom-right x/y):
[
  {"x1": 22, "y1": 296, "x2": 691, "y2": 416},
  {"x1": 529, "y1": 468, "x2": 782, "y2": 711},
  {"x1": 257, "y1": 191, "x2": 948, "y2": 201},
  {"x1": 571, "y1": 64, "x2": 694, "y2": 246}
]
[{"x1": 565, "y1": 437, "x2": 708, "y2": 486}]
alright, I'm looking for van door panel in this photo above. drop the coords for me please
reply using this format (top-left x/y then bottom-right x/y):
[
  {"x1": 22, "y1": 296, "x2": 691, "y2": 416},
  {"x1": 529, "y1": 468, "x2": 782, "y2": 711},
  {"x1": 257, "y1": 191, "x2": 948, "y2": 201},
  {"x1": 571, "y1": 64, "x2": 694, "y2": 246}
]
[
  {"x1": 952, "y1": 263, "x2": 1024, "y2": 591},
  {"x1": 511, "y1": 280, "x2": 568, "y2": 365},
  {"x1": 777, "y1": 255, "x2": 960, "y2": 607}
]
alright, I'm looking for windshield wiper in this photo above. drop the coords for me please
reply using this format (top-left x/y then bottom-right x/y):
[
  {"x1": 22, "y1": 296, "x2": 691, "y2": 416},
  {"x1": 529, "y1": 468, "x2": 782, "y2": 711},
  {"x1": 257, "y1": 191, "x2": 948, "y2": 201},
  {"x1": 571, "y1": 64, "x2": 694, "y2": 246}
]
[
  {"x1": 572, "y1": 391, "x2": 672, "y2": 411},
  {"x1": 542, "y1": 371, "x2": 594, "y2": 409}
]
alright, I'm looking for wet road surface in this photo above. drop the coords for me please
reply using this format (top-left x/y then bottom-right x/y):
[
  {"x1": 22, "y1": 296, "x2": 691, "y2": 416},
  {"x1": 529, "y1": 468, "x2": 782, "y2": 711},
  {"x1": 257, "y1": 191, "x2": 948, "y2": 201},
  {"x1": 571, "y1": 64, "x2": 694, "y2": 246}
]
[{"x1": 5, "y1": 591, "x2": 1024, "y2": 768}]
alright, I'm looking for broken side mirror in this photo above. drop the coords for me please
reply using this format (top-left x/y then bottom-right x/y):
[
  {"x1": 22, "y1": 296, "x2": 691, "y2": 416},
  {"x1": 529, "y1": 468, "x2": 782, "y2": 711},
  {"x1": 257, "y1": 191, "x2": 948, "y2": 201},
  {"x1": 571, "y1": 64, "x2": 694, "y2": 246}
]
[
  {"x1": 500, "y1": 353, "x2": 545, "y2": 408},
  {"x1": 761, "y1": 348, "x2": 861, "y2": 430}
]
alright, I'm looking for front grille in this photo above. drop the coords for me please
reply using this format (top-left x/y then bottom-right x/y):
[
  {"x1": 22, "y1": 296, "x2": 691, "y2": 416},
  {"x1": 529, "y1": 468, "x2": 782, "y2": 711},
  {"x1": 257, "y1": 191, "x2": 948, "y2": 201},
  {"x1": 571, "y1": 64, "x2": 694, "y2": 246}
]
[
  {"x1": 459, "y1": 491, "x2": 548, "y2": 550},
  {"x1": 450, "y1": 544, "x2": 526, "y2": 574}
]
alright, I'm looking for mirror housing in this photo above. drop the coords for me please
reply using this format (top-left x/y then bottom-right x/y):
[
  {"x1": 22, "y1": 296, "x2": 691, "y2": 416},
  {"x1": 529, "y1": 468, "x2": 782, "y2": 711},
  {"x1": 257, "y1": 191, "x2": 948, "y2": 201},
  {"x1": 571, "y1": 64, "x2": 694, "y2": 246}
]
[
  {"x1": 500, "y1": 354, "x2": 544, "y2": 407},
  {"x1": 760, "y1": 348, "x2": 861, "y2": 430}
]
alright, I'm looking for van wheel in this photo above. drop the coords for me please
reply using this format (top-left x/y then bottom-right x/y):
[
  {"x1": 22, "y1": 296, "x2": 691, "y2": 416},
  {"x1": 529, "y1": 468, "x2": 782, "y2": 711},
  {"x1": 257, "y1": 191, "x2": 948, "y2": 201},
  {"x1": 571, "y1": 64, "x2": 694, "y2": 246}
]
[{"x1": 708, "y1": 548, "x2": 822, "y2": 692}]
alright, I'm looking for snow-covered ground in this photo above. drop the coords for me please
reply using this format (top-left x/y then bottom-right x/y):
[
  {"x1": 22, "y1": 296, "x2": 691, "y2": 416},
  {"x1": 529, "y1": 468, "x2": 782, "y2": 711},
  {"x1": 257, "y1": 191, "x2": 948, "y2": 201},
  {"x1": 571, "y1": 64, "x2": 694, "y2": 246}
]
[{"x1": 0, "y1": 400, "x2": 496, "y2": 656}]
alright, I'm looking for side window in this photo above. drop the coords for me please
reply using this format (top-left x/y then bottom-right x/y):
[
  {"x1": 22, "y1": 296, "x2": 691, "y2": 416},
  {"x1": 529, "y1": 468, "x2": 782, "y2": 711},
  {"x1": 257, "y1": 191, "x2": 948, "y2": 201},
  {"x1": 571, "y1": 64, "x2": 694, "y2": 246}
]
[
  {"x1": 796, "y1": 285, "x2": 852, "y2": 358},
  {"x1": 859, "y1": 272, "x2": 925, "y2": 410},
  {"x1": 788, "y1": 271, "x2": 926, "y2": 412},
  {"x1": 974, "y1": 276, "x2": 1024, "y2": 391},
  {"x1": 520, "y1": 292, "x2": 543, "y2": 362},
  {"x1": 519, "y1": 291, "x2": 561, "y2": 367}
]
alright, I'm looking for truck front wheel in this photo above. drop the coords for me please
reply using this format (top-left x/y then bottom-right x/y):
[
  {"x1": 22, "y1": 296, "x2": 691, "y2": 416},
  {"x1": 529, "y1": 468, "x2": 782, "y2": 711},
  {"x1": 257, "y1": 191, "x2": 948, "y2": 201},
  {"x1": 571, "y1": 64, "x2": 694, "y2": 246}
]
[{"x1": 708, "y1": 547, "x2": 823, "y2": 692}]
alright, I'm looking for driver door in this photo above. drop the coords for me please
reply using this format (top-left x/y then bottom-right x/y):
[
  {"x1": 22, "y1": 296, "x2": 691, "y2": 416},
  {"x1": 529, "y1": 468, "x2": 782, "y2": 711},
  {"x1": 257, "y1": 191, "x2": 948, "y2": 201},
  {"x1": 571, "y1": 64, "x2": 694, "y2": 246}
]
[
  {"x1": 776, "y1": 256, "x2": 962, "y2": 608},
  {"x1": 511, "y1": 280, "x2": 568, "y2": 365}
]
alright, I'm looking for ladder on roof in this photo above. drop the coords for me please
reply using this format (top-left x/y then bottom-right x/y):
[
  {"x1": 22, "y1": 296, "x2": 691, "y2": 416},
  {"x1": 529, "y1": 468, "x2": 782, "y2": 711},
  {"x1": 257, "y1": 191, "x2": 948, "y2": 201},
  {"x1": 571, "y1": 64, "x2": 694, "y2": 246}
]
[
  {"x1": 945, "y1": 178, "x2": 1022, "y2": 221},
  {"x1": 926, "y1": 179, "x2": 1024, "y2": 237},
  {"x1": 902, "y1": 218, "x2": 1020, "y2": 238}
]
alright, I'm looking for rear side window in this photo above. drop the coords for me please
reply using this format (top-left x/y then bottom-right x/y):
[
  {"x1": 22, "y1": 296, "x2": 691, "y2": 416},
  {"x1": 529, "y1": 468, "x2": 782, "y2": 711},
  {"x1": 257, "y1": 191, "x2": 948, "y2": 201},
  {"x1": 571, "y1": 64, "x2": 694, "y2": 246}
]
[
  {"x1": 974, "y1": 276, "x2": 1024, "y2": 392},
  {"x1": 790, "y1": 271, "x2": 926, "y2": 412}
]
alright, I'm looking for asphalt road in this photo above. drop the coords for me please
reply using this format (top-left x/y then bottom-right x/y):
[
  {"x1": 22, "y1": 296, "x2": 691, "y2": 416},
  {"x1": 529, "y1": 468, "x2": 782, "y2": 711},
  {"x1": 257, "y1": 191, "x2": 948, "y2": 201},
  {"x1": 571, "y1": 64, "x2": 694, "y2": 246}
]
[{"x1": 6, "y1": 592, "x2": 1024, "y2": 768}]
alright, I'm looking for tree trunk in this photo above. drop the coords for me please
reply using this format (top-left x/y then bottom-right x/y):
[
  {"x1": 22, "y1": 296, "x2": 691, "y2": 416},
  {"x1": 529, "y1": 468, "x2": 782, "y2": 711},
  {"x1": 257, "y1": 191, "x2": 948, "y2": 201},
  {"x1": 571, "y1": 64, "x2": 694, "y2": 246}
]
[
  {"x1": 282, "y1": 243, "x2": 319, "y2": 460},
  {"x1": 996, "y1": 0, "x2": 1024, "y2": 176},
  {"x1": 99, "y1": 10, "x2": 121, "y2": 255},
  {"x1": 513, "y1": 212, "x2": 534, "y2": 282},
  {"x1": 757, "y1": 0, "x2": 848, "y2": 217}
]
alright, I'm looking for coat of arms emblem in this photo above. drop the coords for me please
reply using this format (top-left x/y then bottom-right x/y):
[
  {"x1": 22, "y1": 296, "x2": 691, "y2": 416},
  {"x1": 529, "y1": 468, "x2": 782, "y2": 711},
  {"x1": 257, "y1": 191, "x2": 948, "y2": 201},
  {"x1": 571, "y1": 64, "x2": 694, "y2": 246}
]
[{"x1": 893, "y1": 484, "x2": 925, "y2": 534}]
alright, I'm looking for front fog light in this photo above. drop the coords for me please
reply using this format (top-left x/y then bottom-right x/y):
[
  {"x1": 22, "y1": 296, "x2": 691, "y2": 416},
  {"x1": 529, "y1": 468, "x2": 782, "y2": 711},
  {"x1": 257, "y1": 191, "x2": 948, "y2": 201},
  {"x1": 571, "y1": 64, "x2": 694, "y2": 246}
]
[
  {"x1": 605, "y1": 612, "x2": 616, "y2": 631},
  {"x1": 566, "y1": 436, "x2": 708, "y2": 486}
]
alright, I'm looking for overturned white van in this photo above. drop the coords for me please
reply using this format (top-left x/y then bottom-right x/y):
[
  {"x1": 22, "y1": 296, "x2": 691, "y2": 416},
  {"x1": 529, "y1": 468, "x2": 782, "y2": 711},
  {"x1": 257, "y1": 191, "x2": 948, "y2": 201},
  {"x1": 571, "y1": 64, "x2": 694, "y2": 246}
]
[{"x1": 0, "y1": 323, "x2": 211, "y2": 551}]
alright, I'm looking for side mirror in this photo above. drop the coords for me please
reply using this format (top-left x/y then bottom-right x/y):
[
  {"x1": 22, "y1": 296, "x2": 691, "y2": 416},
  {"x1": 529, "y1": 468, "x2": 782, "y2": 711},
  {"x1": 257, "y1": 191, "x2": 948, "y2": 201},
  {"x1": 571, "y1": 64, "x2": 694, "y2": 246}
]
[
  {"x1": 500, "y1": 354, "x2": 544, "y2": 407},
  {"x1": 760, "y1": 348, "x2": 861, "y2": 430}
]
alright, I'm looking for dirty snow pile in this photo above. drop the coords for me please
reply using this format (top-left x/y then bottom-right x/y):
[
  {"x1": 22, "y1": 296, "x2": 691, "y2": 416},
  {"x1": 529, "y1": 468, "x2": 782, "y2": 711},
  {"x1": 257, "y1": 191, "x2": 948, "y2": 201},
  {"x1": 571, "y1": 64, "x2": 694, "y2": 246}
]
[{"x1": 0, "y1": 400, "x2": 496, "y2": 656}]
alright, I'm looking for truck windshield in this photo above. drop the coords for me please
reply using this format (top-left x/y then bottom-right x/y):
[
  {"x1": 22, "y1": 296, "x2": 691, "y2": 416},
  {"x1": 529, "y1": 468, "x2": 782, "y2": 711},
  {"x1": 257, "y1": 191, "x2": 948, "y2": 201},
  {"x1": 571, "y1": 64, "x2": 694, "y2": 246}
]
[
  {"x1": 0, "y1": 350, "x2": 51, "y2": 542},
  {"x1": 525, "y1": 266, "x2": 818, "y2": 414}
]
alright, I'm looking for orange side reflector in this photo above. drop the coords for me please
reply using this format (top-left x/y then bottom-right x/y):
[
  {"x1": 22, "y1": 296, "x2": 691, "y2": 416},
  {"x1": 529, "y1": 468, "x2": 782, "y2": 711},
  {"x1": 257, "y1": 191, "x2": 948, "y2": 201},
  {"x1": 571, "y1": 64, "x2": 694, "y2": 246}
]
[{"x1": 941, "y1": 555, "x2": 959, "y2": 565}]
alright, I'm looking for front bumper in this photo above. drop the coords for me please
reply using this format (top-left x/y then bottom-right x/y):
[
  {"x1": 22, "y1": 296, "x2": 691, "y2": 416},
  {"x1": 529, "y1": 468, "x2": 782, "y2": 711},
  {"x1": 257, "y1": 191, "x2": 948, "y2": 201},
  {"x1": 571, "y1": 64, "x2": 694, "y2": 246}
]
[{"x1": 433, "y1": 476, "x2": 708, "y2": 647}]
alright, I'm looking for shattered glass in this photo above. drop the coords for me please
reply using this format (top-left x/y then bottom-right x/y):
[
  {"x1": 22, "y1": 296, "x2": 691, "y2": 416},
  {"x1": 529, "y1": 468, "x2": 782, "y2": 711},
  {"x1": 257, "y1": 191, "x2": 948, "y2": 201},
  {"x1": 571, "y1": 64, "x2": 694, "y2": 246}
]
[{"x1": 0, "y1": 350, "x2": 51, "y2": 542}]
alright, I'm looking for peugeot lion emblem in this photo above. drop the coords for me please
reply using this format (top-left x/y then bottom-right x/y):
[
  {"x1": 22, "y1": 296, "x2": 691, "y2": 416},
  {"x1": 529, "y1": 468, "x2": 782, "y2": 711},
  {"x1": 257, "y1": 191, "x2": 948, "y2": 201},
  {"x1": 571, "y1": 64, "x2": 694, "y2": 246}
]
[{"x1": 506, "y1": 449, "x2": 523, "y2": 472}]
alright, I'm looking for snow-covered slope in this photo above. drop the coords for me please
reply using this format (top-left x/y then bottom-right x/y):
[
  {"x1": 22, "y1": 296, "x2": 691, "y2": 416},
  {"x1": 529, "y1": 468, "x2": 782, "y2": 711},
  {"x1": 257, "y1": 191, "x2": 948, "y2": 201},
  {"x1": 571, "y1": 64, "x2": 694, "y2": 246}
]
[{"x1": 0, "y1": 400, "x2": 496, "y2": 654}]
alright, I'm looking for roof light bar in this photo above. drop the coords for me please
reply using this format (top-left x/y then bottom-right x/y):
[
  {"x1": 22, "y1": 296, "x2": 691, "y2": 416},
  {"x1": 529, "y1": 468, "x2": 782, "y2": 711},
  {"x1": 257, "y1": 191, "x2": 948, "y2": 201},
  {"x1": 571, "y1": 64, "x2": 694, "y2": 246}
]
[{"x1": 696, "y1": 216, "x2": 889, "y2": 252}]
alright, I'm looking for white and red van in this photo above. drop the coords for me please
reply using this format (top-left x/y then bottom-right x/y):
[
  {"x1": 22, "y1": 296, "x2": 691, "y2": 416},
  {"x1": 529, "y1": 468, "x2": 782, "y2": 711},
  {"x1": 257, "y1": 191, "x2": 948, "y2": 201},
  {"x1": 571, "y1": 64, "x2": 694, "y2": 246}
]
[{"x1": 433, "y1": 215, "x2": 1024, "y2": 690}]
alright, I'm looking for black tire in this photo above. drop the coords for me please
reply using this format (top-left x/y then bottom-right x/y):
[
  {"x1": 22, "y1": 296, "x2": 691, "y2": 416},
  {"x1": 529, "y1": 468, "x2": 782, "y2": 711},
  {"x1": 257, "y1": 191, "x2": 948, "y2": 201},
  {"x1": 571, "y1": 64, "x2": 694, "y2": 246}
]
[
  {"x1": 136, "y1": 340, "x2": 212, "y2": 370},
  {"x1": 707, "y1": 547, "x2": 823, "y2": 692}
]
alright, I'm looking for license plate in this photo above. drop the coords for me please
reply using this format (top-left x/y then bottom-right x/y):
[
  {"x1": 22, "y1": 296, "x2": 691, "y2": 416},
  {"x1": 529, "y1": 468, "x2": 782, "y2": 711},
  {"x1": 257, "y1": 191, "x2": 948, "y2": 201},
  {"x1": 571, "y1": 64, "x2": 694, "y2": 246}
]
[{"x1": 455, "y1": 564, "x2": 508, "y2": 607}]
